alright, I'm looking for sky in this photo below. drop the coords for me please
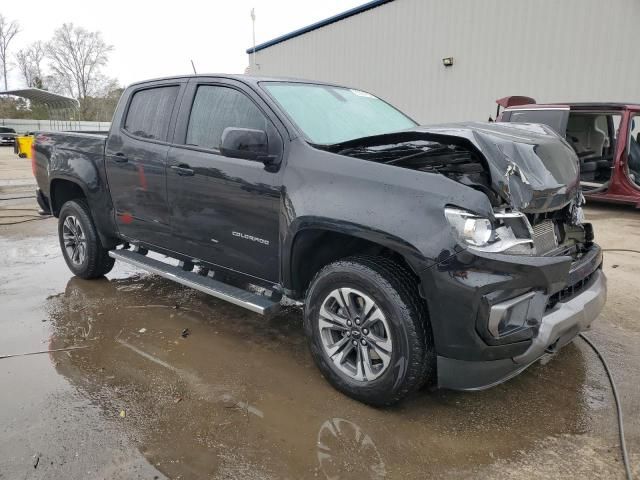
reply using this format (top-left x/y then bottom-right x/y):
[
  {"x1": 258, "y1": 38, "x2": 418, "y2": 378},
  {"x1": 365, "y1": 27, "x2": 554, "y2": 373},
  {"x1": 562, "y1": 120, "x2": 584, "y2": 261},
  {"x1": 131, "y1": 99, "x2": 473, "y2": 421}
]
[{"x1": 1, "y1": 0, "x2": 365, "y2": 90}]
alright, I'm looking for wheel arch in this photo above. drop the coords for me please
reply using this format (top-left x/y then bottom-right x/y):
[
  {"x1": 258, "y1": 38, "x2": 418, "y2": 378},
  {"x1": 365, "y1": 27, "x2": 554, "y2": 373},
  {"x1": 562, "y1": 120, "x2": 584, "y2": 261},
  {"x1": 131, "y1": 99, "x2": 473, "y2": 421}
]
[
  {"x1": 284, "y1": 219, "x2": 430, "y2": 299},
  {"x1": 50, "y1": 176, "x2": 120, "y2": 249},
  {"x1": 49, "y1": 177, "x2": 89, "y2": 216}
]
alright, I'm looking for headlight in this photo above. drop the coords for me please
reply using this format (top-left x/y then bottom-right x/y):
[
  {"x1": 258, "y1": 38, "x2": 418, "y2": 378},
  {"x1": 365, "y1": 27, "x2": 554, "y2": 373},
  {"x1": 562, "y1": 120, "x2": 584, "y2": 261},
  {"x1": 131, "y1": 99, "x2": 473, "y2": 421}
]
[
  {"x1": 444, "y1": 208, "x2": 494, "y2": 247},
  {"x1": 444, "y1": 207, "x2": 535, "y2": 253}
]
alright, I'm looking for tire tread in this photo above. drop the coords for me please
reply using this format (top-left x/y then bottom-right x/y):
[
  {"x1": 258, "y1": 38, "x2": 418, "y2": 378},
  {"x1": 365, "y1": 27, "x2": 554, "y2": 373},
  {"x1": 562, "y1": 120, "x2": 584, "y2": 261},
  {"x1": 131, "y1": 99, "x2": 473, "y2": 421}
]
[
  {"x1": 59, "y1": 198, "x2": 115, "y2": 279},
  {"x1": 304, "y1": 255, "x2": 435, "y2": 406}
]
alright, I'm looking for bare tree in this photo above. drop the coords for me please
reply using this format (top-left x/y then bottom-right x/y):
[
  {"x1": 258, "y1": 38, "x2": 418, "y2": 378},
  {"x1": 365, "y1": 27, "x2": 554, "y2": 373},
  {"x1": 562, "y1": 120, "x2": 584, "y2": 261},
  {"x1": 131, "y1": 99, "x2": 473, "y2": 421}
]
[
  {"x1": 15, "y1": 41, "x2": 46, "y2": 88},
  {"x1": 0, "y1": 14, "x2": 20, "y2": 90},
  {"x1": 81, "y1": 82, "x2": 124, "y2": 121},
  {"x1": 46, "y1": 23, "x2": 114, "y2": 114}
]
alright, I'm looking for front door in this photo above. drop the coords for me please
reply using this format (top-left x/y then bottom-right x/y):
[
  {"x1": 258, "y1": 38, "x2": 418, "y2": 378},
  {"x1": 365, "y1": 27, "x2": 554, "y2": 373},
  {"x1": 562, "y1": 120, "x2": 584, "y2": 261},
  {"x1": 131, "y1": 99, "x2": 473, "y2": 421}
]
[
  {"x1": 165, "y1": 81, "x2": 283, "y2": 283},
  {"x1": 105, "y1": 84, "x2": 181, "y2": 247}
]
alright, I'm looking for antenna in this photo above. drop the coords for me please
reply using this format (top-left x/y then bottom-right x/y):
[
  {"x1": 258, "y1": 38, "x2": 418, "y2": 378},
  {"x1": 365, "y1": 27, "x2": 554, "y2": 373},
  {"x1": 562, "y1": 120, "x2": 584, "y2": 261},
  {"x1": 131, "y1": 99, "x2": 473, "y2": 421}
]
[
  {"x1": 251, "y1": 8, "x2": 257, "y2": 71},
  {"x1": 190, "y1": 60, "x2": 197, "y2": 75}
]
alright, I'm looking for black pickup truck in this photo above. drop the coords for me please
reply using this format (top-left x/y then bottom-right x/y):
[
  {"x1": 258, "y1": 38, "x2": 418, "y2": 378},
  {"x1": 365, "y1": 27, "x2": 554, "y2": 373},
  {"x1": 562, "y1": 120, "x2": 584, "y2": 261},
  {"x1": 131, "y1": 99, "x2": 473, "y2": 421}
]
[{"x1": 33, "y1": 75, "x2": 606, "y2": 405}]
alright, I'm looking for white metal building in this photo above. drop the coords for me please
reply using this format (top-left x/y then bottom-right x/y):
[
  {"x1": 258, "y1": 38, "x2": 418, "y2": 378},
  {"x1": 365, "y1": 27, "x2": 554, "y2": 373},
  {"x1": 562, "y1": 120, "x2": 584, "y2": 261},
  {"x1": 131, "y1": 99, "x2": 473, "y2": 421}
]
[{"x1": 247, "y1": 0, "x2": 640, "y2": 124}]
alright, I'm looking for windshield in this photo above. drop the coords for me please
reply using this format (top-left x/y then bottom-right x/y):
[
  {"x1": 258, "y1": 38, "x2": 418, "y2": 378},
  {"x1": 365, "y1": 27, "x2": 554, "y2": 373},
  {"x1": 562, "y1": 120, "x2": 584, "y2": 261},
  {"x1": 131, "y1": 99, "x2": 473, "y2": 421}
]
[{"x1": 262, "y1": 82, "x2": 417, "y2": 145}]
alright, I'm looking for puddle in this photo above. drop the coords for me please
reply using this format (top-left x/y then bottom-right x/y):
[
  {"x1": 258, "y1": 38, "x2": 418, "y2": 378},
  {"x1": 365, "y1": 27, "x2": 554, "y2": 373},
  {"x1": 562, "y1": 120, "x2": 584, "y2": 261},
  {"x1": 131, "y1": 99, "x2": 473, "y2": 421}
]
[
  {"x1": 1, "y1": 230, "x2": 618, "y2": 479},
  {"x1": 42, "y1": 273, "x2": 594, "y2": 479}
]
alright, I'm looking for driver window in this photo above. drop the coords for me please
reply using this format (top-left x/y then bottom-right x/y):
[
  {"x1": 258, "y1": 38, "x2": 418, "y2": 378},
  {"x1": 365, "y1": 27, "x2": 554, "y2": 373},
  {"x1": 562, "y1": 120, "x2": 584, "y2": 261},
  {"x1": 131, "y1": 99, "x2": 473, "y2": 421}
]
[{"x1": 186, "y1": 85, "x2": 268, "y2": 151}]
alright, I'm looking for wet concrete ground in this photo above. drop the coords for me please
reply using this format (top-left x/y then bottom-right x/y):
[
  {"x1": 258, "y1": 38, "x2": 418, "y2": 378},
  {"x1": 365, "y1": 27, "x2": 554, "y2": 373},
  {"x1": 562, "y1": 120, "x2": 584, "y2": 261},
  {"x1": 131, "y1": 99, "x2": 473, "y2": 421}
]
[{"x1": 1, "y1": 148, "x2": 639, "y2": 479}]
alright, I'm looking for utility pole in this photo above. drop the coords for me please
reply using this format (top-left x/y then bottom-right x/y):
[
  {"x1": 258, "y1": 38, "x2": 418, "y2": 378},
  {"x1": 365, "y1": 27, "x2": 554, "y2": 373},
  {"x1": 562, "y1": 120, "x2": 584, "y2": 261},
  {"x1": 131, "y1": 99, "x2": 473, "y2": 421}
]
[{"x1": 251, "y1": 8, "x2": 257, "y2": 72}]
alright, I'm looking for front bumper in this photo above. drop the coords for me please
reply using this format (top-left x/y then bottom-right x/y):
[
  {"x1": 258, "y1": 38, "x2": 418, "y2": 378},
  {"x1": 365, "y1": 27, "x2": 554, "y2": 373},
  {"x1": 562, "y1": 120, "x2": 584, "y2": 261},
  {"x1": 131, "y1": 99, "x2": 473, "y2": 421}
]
[
  {"x1": 420, "y1": 243, "x2": 606, "y2": 390},
  {"x1": 437, "y1": 269, "x2": 606, "y2": 390}
]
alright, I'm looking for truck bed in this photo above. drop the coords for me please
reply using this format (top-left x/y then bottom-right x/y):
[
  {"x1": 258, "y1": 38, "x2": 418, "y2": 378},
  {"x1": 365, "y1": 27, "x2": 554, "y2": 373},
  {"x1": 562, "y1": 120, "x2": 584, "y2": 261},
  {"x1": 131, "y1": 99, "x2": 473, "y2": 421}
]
[
  {"x1": 33, "y1": 131, "x2": 108, "y2": 193},
  {"x1": 32, "y1": 130, "x2": 111, "y2": 220}
]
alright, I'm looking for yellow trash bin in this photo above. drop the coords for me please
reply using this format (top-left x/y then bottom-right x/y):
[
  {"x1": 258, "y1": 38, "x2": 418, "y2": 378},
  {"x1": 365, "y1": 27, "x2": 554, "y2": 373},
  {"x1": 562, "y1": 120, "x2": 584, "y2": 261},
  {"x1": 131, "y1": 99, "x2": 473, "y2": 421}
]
[{"x1": 16, "y1": 135, "x2": 33, "y2": 159}]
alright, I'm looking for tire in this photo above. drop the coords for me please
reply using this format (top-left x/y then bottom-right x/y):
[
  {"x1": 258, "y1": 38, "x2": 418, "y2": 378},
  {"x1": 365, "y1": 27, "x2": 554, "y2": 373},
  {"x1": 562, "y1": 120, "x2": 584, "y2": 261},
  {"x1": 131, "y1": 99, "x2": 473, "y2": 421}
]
[
  {"x1": 58, "y1": 199, "x2": 115, "y2": 279},
  {"x1": 304, "y1": 255, "x2": 434, "y2": 406}
]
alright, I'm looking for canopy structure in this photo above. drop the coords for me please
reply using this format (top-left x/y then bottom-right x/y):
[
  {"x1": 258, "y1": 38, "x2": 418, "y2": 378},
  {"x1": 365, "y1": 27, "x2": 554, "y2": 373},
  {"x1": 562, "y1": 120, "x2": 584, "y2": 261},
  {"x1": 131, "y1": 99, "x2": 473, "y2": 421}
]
[{"x1": 0, "y1": 88, "x2": 80, "y2": 131}]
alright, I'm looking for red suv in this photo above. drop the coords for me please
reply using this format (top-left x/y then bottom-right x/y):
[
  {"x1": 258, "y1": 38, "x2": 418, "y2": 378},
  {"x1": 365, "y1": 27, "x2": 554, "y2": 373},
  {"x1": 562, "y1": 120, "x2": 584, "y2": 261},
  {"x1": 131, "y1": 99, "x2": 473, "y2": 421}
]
[{"x1": 497, "y1": 96, "x2": 640, "y2": 207}]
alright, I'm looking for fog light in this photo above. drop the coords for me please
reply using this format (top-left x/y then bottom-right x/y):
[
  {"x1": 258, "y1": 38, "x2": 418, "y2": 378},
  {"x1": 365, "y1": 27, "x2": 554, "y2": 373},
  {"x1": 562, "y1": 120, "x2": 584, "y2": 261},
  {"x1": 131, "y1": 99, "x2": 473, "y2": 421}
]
[{"x1": 488, "y1": 291, "x2": 536, "y2": 337}]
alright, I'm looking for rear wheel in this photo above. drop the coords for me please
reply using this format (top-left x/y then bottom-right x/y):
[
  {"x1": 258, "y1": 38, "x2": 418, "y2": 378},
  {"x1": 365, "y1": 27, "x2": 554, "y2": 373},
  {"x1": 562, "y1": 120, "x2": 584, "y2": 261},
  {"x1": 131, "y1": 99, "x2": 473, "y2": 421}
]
[
  {"x1": 304, "y1": 256, "x2": 434, "y2": 406},
  {"x1": 58, "y1": 199, "x2": 115, "y2": 279}
]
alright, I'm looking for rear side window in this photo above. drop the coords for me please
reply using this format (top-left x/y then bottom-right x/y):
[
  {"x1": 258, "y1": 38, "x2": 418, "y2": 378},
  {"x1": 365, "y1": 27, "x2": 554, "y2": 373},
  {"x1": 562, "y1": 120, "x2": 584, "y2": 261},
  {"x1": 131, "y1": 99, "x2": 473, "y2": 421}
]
[
  {"x1": 507, "y1": 110, "x2": 567, "y2": 134},
  {"x1": 124, "y1": 86, "x2": 179, "y2": 141},
  {"x1": 186, "y1": 85, "x2": 268, "y2": 150}
]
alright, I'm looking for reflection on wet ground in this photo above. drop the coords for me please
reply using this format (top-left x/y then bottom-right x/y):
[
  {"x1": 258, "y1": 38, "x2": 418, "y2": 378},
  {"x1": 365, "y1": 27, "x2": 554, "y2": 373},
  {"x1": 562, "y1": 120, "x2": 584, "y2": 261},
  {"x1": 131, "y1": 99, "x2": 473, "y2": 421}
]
[
  {"x1": 44, "y1": 271, "x2": 592, "y2": 479},
  {"x1": 2, "y1": 217, "x2": 639, "y2": 479}
]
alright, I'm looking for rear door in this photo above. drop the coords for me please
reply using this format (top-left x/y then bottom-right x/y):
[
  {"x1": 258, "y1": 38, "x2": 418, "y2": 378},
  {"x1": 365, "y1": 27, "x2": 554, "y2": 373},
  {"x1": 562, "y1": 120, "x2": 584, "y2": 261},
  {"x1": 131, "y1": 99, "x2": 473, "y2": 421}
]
[
  {"x1": 501, "y1": 107, "x2": 570, "y2": 136},
  {"x1": 164, "y1": 78, "x2": 284, "y2": 283},
  {"x1": 105, "y1": 82, "x2": 185, "y2": 247}
]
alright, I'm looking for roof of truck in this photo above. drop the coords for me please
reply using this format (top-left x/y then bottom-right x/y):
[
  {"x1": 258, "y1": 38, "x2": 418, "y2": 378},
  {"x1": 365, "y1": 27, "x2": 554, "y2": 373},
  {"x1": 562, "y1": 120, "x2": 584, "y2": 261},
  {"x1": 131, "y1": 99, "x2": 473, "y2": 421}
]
[
  {"x1": 125, "y1": 74, "x2": 369, "y2": 97},
  {"x1": 127, "y1": 74, "x2": 344, "y2": 87}
]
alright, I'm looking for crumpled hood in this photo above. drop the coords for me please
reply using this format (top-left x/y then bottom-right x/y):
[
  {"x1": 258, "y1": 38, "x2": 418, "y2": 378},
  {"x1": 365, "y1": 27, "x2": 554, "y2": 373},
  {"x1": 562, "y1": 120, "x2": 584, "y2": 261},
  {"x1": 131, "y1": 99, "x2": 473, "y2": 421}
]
[
  {"x1": 336, "y1": 121, "x2": 581, "y2": 212},
  {"x1": 412, "y1": 122, "x2": 581, "y2": 212}
]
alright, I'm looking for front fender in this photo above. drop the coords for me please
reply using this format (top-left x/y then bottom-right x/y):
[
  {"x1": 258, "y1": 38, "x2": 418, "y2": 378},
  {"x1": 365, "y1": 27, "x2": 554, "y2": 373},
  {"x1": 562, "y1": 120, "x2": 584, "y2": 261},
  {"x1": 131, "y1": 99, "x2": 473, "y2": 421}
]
[
  {"x1": 279, "y1": 138, "x2": 494, "y2": 291},
  {"x1": 283, "y1": 216, "x2": 431, "y2": 290}
]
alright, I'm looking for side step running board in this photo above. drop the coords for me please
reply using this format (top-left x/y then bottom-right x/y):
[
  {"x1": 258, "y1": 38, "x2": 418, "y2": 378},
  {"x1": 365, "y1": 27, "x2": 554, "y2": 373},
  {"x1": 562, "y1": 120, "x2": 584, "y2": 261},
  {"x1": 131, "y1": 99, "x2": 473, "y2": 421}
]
[{"x1": 109, "y1": 249, "x2": 281, "y2": 315}]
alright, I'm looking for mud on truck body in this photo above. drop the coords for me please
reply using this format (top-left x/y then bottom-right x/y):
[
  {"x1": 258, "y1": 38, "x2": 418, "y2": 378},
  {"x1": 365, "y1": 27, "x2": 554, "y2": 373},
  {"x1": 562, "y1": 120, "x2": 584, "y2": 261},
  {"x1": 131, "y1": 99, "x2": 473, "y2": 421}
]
[{"x1": 32, "y1": 75, "x2": 606, "y2": 405}]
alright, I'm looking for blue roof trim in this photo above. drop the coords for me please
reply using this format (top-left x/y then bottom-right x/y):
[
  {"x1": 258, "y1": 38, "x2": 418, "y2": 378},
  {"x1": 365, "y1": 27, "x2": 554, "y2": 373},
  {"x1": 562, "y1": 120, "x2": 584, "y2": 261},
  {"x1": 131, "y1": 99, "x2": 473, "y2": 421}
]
[{"x1": 246, "y1": 0, "x2": 395, "y2": 54}]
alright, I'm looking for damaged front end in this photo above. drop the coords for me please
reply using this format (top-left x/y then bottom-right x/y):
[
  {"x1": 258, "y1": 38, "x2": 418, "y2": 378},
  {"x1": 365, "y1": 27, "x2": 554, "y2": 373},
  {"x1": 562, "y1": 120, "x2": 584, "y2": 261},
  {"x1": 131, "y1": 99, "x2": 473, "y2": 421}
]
[
  {"x1": 327, "y1": 121, "x2": 606, "y2": 390},
  {"x1": 330, "y1": 122, "x2": 590, "y2": 258}
]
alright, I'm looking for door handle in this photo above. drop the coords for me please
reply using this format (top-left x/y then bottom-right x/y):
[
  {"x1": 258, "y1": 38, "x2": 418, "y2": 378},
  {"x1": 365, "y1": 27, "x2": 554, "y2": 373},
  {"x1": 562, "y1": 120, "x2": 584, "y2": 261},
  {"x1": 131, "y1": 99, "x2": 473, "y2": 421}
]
[
  {"x1": 113, "y1": 152, "x2": 129, "y2": 163},
  {"x1": 171, "y1": 164, "x2": 195, "y2": 176}
]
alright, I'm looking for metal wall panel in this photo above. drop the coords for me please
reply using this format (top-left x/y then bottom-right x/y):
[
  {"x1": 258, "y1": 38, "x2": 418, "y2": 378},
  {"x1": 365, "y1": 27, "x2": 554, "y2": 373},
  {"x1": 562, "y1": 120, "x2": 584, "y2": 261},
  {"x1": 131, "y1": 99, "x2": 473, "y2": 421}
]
[{"x1": 249, "y1": 0, "x2": 640, "y2": 124}]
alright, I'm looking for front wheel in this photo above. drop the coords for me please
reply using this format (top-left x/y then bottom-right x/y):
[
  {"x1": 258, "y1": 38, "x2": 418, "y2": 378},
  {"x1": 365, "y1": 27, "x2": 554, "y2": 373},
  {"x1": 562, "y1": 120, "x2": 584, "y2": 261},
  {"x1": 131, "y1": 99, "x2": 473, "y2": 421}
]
[
  {"x1": 58, "y1": 199, "x2": 115, "y2": 279},
  {"x1": 304, "y1": 256, "x2": 434, "y2": 406}
]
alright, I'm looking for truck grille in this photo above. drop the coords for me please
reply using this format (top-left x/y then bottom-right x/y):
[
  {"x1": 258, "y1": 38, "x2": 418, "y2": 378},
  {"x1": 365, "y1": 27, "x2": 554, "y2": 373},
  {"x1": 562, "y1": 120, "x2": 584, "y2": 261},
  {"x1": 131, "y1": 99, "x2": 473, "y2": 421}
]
[
  {"x1": 532, "y1": 220, "x2": 558, "y2": 255},
  {"x1": 546, "y1": 271, "x2": 594, "y2": 310}
]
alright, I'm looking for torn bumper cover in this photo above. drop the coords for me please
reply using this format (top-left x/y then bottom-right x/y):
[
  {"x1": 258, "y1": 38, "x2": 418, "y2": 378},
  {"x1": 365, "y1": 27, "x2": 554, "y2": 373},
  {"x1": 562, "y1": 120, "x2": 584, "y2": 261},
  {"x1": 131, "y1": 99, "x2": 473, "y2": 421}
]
[{"x1": 426, "y1": 244, "x2": 606, "y2": 391}]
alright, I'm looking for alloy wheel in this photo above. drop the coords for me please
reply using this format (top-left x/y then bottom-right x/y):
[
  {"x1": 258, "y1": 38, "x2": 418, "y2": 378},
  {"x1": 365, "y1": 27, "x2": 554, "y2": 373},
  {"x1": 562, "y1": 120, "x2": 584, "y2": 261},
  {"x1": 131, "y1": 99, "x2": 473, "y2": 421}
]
[
  {"x1": 318, "y1": 287, "x2": 392, "y2": 382},
  {"x1": 62, "y1": 215, "x2": 87, "y2": 266}
]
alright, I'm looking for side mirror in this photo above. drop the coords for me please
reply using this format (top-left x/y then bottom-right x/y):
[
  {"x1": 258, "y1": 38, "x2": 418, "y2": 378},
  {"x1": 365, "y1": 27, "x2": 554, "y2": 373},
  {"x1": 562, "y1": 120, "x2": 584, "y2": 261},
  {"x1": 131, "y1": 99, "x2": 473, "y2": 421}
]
[{"x1": 220, "y1": 127, "x2": 274, "y2": 163}]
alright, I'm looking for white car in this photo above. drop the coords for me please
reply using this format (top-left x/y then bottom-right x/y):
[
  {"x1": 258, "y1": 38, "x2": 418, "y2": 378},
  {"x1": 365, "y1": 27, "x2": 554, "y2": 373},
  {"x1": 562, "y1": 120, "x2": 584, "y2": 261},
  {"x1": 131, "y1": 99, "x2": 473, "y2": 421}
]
[{"x1": 0, "y1": 127, "x2": 16, "y2": 146}]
